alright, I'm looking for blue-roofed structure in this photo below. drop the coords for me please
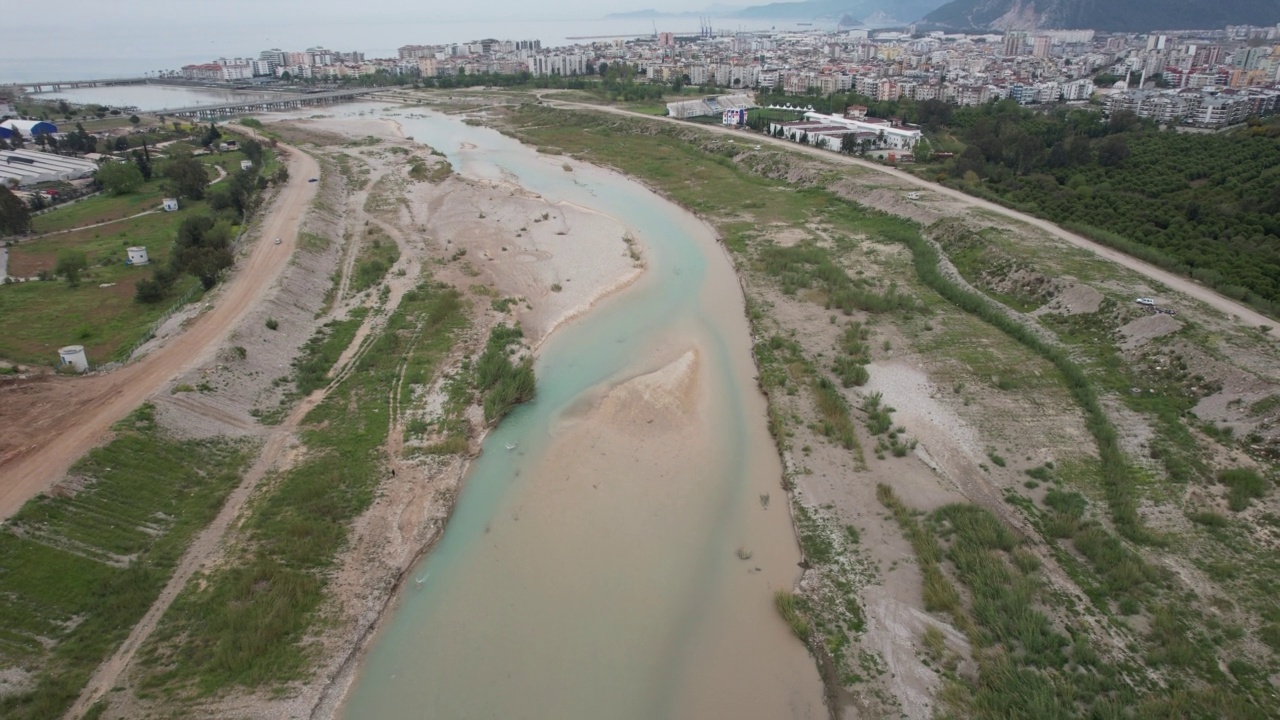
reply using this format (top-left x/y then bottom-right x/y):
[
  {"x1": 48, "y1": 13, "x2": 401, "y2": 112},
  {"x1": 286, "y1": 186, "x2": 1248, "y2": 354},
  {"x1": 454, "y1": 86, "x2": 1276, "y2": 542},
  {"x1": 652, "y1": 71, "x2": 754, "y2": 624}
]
[{"x1": 0, "y1": 119, "x2": 59, "y2": 136}]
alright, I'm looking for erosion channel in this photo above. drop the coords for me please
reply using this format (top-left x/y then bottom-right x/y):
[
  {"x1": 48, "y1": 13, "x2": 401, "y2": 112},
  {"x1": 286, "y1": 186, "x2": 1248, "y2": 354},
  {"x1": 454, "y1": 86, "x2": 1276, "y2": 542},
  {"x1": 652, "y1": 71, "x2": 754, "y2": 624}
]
[{"x1": 335, "y1": 110, "x2": 825, "y2": 718}]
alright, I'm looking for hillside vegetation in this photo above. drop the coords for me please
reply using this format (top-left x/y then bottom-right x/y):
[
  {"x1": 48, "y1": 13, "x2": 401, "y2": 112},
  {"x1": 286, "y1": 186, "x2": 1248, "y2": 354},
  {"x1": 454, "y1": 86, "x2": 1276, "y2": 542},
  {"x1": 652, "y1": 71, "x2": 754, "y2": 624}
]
[{"x1": 757, "y1": 94, "x2": 1280, "y2": 317}]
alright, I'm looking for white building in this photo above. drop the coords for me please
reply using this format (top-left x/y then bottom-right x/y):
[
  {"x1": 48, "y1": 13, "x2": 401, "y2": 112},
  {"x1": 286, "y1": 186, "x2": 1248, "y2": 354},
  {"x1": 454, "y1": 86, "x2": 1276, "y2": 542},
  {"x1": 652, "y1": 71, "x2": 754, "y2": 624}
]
[
  {"x1": 530, "y1": 54, "x2": 587, "y2": 77},
  {"x1": 771, "y1": 113, "x2": 923, "y2": 151},
  {"x1": 1, "y1": 149, "x2": 97, "y2": 186}
]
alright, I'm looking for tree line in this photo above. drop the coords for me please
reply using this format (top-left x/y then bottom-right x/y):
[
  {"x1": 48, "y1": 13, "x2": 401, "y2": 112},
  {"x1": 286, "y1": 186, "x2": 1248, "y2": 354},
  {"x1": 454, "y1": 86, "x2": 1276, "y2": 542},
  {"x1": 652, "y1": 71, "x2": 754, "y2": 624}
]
[
  {"x1": 134, "y1": 135, "x2": 279, "y2": 303},
  {"x1": 933, "y1": 101, "x2": 1280, "y2": 313},
  {"x1": 754, "y1": 88, "x2": 1280, "y2": 314}
]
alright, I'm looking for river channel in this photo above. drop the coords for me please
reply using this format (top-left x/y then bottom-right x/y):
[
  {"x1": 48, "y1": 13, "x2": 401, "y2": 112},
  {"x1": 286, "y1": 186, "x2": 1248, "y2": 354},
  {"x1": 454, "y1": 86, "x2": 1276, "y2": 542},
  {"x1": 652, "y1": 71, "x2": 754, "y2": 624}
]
[{"x1": 319, "y1": 106, "x2": 824, "y2": 719}]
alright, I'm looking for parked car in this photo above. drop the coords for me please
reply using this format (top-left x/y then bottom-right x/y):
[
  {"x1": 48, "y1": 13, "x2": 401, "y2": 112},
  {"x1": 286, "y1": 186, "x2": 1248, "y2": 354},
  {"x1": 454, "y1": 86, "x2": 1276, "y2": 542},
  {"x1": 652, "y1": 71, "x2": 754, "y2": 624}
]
[{"x1": 1135, "y1": 297, "x2": 1155, "y2": 306}]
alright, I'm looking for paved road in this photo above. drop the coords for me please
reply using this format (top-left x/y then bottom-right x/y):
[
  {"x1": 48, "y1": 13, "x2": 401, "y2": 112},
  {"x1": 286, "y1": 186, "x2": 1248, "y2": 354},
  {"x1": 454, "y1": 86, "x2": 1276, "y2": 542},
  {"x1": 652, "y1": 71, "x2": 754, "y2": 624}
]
[
  {"x1": 541, "y1": 96, "x2": 1277, "y2": 330},
  {"x1": 0, "y1": 140, "x2": 320, "y2": 520}
]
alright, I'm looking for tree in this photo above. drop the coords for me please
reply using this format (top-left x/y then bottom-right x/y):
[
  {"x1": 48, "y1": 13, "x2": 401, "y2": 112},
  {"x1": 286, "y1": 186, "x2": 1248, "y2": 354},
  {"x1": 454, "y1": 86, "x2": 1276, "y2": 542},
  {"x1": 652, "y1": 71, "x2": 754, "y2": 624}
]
[
  {"x1": 129, "y1": 114, "x2": 140, "y2": 125},
  {"x1": 0, "y1": 185, "x2": 32, "y2": 235},
  {"x1": 171, "y1": 215, "x2": 234, "y2": 288},
  {"x1": 200, "y1": 123, "x2": 222, "y2": 148},
  {"x1": 914, "y1": 137, "x2": 933, "y2": 162},
  {"x1": 97, "y1": 162, "x2": 144, "y2": 195},
  {"x1": 131, "y1": 150, "x2": 153, "y2": 181},
  {"x1": 8, "y1": 128, "x2": 21, "y2": 149},
  {"x1": 55, "y1": 249, "x2": 88, "y2": 287},
  {"x1": 225, "y1": 169, "x2": 258, "y2": 217},
  {"x1": 113, "y1": 135, "x2": 130, "y2": 152},
  {"x1": 1097, "y1": 135, "x2": 1131, "y2": 167},
  {"x1": 164, "y1": 153, "x2": 210, "y2": 200},
  {"x1": 133, "y1": 277, "x2": 166, "y2": 303},
  {"x1": 240, "y1": 139, "x2": 263, "y2": 167}
]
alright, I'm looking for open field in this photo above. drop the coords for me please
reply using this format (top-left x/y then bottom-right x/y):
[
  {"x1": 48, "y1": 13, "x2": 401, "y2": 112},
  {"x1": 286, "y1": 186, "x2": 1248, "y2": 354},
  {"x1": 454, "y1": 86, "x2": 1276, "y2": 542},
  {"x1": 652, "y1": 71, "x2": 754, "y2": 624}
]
[
  {"x1": 30, "y1": 183, "x2": 166, "y2": 234},
  {"x1": 0, "y1": 135, "x2": 321, "y2": 523},
  {"x1": 1, "y1": 206, "x2": 208, "y2": 365},
  {"x1": 1, "y1": 129, "x2": 282, "y2": 368},
  {"x1": 493, "y1": 102, "x2": 1280, "y2": 718},
  {"x1": 0, "y1": 404, "x2": 253, "y2": 720}
]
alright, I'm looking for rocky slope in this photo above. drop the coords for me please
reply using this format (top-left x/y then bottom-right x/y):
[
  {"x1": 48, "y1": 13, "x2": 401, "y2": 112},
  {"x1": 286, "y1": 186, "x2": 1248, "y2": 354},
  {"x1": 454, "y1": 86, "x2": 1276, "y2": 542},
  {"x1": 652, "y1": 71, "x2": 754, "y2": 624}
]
[{"x1": 920, "y1": 0, "x2": 1280, "y2": 32}]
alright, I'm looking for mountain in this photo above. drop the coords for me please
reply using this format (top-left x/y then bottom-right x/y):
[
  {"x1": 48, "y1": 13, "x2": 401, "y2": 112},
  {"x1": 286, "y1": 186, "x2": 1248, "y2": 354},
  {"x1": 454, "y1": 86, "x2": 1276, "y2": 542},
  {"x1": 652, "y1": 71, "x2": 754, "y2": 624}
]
[{"x1": 920, "y1": 0, "x2": 1280, "y2": 32}]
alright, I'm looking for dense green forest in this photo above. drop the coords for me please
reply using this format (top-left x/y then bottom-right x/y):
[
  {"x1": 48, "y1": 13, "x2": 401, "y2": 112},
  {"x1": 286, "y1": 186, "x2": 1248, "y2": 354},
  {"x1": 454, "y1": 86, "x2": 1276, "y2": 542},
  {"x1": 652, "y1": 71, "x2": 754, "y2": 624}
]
[
  {"x1": 939, "y1": 102, "x2": 1280, "y2": 315},
  {"x1": 757, "y1": 90, "x2": 1280, "y2": 316}
]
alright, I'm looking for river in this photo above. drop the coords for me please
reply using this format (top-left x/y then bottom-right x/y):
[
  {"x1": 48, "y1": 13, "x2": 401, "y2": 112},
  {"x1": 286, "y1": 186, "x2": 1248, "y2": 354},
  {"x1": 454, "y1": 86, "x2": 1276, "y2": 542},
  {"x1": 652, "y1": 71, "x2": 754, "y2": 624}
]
[
  {"x1": 322, "y1": 105, "x2": 825, "y2": 718},
  {"x1": 29, "y1": 85, "x2": 294, "y2": 113}
]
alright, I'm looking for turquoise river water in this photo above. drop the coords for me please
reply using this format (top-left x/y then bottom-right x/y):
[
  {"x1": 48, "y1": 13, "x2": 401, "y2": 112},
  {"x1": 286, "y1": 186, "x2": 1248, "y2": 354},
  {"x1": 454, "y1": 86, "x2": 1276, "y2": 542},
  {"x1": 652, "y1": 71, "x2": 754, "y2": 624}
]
[{"x1": 329, "y1": 106, "x2": 824, "y2": 719}]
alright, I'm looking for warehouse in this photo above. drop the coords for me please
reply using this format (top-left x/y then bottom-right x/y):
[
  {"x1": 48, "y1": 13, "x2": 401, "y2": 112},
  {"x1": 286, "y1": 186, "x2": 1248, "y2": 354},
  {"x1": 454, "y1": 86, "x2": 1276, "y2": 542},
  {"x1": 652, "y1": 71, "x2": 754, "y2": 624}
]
[
  {"x1": 0, "y1": 149, "x2": 97, "y2": 186},
  {"x1": 0, "y1": 119, "x2": 59, "y2": 137}
]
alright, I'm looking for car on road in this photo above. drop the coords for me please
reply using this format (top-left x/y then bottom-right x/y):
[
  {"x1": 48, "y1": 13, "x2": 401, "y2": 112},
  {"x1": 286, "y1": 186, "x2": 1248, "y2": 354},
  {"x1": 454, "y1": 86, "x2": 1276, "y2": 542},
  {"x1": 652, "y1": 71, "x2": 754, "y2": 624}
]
[
  {"x1": 274, "y1": 238, "x2": 282, "y2": 245},
  {"x1": 309, "y1": 178, "x2": 318, "y2": 182}
]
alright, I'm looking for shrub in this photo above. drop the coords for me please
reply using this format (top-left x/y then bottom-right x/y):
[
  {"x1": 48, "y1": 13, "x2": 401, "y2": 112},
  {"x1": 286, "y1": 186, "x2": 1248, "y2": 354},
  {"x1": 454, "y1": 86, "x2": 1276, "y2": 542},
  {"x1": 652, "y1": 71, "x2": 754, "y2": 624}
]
[
  {"x1": 1220, "y1": 468, "x2": 1268, "y2": 511},
  {"x1": 265, "y1": 317, "x2": 279, "y2": 331}
]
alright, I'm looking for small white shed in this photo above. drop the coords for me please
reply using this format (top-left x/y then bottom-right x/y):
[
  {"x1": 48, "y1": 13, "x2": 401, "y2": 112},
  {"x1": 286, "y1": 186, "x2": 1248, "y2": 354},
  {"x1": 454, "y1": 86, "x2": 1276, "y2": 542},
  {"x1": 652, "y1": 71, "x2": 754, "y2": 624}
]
[
  {"x1": 58, "y1": 345, "x2": 88, "y2": 372},
  {"x1": 240, "y1": 159, "x2": 253, "y2": 171},
  {"x1": 162, "y1": 198, "x2": 179, "y2": 212},
  {"x1": 127, "y1": 246, "x2": 149, "y2": 266}
]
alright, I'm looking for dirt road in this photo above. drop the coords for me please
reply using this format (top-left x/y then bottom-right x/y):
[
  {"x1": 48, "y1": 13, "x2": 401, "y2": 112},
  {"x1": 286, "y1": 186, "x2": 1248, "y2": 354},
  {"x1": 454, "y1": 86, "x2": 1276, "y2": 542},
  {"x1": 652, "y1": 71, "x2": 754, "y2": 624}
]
[
  {"x1": 0, "y1": 141, "x2": 319, "y2": 521},
  {"x1": 61, "y1": 383, "x2": 325, "y2": 719},
  {"x1": 542, "y1": 97, "x2": 1277, "y2": 330}
]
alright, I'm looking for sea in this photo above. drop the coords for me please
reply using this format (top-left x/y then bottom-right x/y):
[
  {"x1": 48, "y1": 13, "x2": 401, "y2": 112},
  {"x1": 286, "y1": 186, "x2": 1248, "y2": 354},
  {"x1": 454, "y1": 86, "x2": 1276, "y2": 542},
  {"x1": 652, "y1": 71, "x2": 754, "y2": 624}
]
[{"x1": 0, "y1": 16, "x2": 801, "y2": 85}]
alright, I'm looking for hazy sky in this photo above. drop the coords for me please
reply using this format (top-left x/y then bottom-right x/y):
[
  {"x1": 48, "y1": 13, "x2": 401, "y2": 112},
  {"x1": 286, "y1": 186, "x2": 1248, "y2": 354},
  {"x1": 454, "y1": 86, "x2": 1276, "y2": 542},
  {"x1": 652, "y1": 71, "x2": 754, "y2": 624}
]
[
  {"x1": 8, "y1": 0, "x2": 748, "y2": 25},
  {"x1": 2, "y1": 0, "x2": 768, "y2": 81}
]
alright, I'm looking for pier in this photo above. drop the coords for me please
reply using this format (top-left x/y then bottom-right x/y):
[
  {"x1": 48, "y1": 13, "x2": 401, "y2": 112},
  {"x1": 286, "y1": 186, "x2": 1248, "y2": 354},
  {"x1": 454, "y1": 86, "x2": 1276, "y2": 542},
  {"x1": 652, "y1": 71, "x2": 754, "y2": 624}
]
[
  {"x1": 155, "y1": 88, "x2": 379, "y2": 119},
  {"x1": 20, "y1": 77, "x2": 149, "y2": 93}
]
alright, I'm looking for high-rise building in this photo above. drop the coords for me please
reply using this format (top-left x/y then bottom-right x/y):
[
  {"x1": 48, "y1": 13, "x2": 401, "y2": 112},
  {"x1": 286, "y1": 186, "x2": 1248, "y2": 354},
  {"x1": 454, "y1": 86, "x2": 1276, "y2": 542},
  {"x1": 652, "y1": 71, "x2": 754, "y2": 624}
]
[
  {"x1": 1003, "y1": 32, "x2": 1026, "y2": 57},
  {"x1": 258, "y1": 49, "x2": 285, "y2": 73},
  {"x1": 1032, "y1": 36, "x2": 1052, "y2": 58}
]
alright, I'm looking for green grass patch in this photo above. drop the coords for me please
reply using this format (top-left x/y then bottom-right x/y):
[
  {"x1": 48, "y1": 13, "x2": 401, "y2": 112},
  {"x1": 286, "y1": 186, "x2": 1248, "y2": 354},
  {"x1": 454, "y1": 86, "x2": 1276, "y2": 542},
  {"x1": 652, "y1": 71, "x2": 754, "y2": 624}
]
[
  {"x1": 475, "y1": 323, "x2": 536, "y2": 423},
  {"x1": 1, "y1": 203, "x2": 210, "y2": 365},
  {"x1": 136, "y1": 280, "x2": 465, "y2": 695},
  {"x1": 349, "y1": 229, "x2": 400, "y2": 295},
  {"x1": 774, "y1": 590, "x2": 811, "y2": 642},
  {"x1": 1220, "y1": 468, "x2": 1269, "y2": 512},
  {"x1": 31, "y1": 180, "x2": 168, "y2": 234},
  {"x1": 0, "y1": 404, "x2": 253, "y2": 719},
  {"x1": 811, "y1": 376, "x2": 861, "y2": 458}
]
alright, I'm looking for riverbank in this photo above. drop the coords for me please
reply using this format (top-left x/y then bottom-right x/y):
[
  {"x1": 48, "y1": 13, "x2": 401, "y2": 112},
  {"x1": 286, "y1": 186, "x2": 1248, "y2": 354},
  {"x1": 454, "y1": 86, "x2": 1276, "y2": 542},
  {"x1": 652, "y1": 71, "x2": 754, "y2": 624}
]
[
  {"x1": 71, "y1": 107, "x2": 682, "y2": 718},
  {"x1": 332, "y1": 106, "x2": 824, "y2": 720},
  {"x1": 478, "y1": 99, "x2": 1280, "y2": 719}
]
